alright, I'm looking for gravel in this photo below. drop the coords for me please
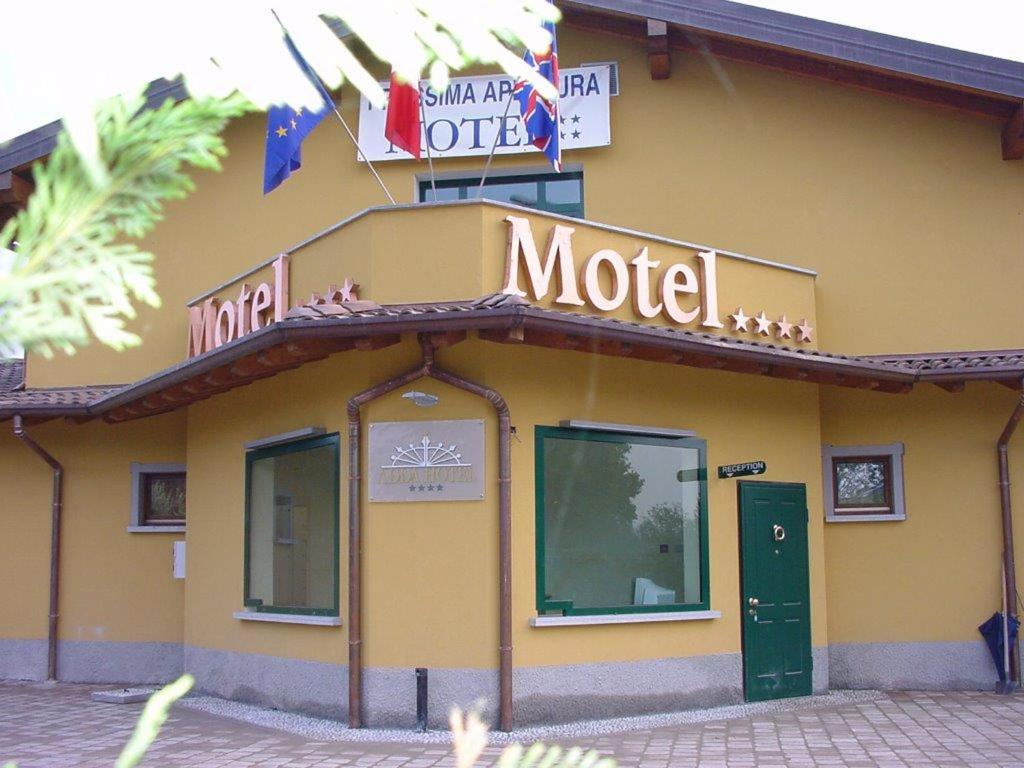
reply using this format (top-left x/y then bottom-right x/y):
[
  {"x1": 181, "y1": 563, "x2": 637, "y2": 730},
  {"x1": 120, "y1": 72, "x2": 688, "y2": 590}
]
[{"x1": 176, "y1": 689, "x2": 884, "y2": 744}]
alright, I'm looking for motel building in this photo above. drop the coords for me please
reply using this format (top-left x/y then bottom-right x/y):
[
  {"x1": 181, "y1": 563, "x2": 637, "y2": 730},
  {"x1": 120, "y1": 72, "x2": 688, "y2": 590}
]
[{"x1": 3, "y1": 1, "x2": 1024, "y2": 732}]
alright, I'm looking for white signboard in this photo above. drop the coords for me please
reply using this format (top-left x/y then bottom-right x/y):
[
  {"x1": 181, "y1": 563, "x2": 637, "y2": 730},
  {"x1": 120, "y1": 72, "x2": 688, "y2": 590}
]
[
  {"x1": 357, "y1": 66, "x2": 611, "y2": 162},
  {"x1": 369, "y1": 419, "x2": 485, "y2": 502}
]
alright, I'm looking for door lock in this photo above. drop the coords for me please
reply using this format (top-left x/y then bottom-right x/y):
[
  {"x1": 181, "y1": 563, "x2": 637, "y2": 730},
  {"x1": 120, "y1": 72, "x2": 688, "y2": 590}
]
[
  {"x1": 773, "y1": 524, "x2": 786, "y2": 542},
  {"x1": 747, "y1": 596, "x2": 759, "y2": 614}
]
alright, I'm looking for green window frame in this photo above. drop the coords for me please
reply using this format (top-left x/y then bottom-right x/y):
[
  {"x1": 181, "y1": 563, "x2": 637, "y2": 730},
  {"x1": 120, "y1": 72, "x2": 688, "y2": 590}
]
[
  {"x1": 418, "y1": 170, "x2": 584, "y2": 218},
  {"x1": 243, "y1": 433, "x2": 340, "y2": 616},
  {"x1": 534, "y1": 426, "x2": 710, "y2": 616}
]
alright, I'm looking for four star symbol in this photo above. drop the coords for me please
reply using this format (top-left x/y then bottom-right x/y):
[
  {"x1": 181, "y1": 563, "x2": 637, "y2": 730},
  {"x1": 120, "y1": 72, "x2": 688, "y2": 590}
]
[
  {"x1": 340, "y1": 276, "x2": 360, "y2": 302},
  {"x1": 753, "y1": 310, "x2": 773, "y2": 336},
  {"x1": 776, "y1": 315, "x2": 794, "y2": 339},
  {"x1": 730, "y1": 307, "x2": 751, "y2": 332}
]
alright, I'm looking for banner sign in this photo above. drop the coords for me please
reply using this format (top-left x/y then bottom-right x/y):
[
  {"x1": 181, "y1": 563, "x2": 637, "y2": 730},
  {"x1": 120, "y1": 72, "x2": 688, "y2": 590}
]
[
  {"x1": 717, "y1": 461, "x2": 767, "y2": 479},
  {"x1": 369, "y1": 419, "x2": 485, "y2": 502},
  {"x1": 357, "y1": 66, "x2": 611, "y2": 162}
]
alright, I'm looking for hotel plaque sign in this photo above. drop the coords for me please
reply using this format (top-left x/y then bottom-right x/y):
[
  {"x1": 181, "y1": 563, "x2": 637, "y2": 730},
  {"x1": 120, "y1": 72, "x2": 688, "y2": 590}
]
[
  {"x1": 369, "y1": 419, "x2": 485, "y2": 502},
  {"x1": 717, "y1": 461, "x2": 767, "y2": 479}
]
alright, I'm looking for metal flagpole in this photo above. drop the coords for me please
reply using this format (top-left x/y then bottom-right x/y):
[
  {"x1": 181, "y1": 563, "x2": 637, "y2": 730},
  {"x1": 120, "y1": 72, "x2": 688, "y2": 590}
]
[
  {"x1": 326, "y1": 99, "x2": 396, "y2": 205},
  {"x1": 419, "y1": 96, "x2": 437, "y2": 199},
  {"x1": 476, "y1": 88, "x2": 517, "y2": 197},
  {"x1": 270, "y1": 12, "x2": 396, "y2": 205}
]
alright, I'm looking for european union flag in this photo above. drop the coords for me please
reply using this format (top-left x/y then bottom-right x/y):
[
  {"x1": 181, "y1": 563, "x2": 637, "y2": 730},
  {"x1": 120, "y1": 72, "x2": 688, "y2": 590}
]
[{"x1": 263, "y1": 35, "x2": 335, "y2": 194}]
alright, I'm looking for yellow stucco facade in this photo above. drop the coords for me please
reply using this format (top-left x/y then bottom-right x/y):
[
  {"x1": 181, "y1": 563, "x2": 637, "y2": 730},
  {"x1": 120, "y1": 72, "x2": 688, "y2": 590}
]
[{"x1": 3, "y1": 16, "x2": 1024, "y2": 727}]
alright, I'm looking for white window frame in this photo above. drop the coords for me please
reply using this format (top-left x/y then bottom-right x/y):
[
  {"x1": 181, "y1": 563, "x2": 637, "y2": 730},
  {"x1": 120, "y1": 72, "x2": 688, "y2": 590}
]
[
  {"x1": 128, "y1": 462, "x2": 186, "y2": 533},
  {"x1": 822, "y1": 443, "x2": 905, "y2": 523}
]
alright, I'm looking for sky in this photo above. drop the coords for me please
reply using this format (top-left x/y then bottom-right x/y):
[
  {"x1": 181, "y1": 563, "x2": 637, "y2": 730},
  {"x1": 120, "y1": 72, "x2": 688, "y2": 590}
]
[{"x1": 739, "y1": 0, "x2": 1024, "y2": 64}]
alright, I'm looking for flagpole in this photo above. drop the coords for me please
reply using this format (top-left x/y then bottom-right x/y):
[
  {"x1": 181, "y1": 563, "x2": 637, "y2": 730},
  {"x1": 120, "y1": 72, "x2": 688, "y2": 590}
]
[
  {"x1": 476, "y1": 88, "x2": 517, "y2": 197},
  {"x1": 419, "y1": 96, "x2": 437, "y2": 199},
  {"x1": 270, "y1": 12, "x2": 396, "y2": 205},
  {"x1": 327, "y1": 99, "x2": 396, "y2": 205}
]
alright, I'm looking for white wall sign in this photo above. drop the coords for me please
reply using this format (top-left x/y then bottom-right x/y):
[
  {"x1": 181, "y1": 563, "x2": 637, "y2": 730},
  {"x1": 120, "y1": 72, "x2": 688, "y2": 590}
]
[
  {"x1": 357, "y1": 66, "x2": 611, "y2": 162},
  {"x1": 369, "y1": 419, "x2": 485, "y2": 502}
]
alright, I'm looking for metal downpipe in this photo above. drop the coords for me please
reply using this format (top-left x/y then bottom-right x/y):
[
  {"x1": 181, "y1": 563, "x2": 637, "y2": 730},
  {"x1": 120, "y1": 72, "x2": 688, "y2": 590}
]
[
  {"x1": 997, "y1": 386, "x2": 1024, "y2": 685},
  {"x1": 12, "y1": 415, "x2": 63, "y2": 682},
  {"x1": 345, "y1": 339, "x2": 514, "y2": 731}
]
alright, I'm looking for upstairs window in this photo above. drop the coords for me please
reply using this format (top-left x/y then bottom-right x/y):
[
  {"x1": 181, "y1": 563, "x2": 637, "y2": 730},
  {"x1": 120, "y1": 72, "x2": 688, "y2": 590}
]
[
  {"x1": 535, "y1": 426, "x2": 709, "y2": 616},
  {"x1": 822, "y1": 443, "x2": 905, "y2": 522},
  {"x1": 419, "y1": 170, "x2": 584, "y2": 218},
  {"x1": 244, "y1": 433, "x2": 340, "y2": 616}
]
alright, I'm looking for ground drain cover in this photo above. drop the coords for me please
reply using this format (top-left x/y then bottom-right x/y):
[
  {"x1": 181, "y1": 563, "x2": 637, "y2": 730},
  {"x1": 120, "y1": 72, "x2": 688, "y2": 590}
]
[{"x1": 90, "y1": 687, "x2": 156, "y2": 704}]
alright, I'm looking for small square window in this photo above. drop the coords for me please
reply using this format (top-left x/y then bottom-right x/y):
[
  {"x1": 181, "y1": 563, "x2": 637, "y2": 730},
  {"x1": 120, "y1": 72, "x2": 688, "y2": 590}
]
[
  {"x1": 129, "y1": 463, "x2": 187, "y2": 531},
  {"x1": 823, "y1": 444, "x2": 905, "y2": 522},
  {"x1": 141, "y1": 472, "x2": 186, "y2": 525}
]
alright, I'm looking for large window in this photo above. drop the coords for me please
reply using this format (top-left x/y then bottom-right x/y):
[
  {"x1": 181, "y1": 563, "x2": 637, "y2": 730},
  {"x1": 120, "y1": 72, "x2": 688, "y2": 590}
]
[
  {"x1": 535, "y1": 427, "x2": 709, "y2": 615},
  {"x1": 419, "y1": 171, "x2": 584, "y2": 218},
  {"x1": 244, "y1": 434, "x2": 340, "y2": 615},
  {"x1": 822, "y1": 443, "x2": 905, "y2": 522}
]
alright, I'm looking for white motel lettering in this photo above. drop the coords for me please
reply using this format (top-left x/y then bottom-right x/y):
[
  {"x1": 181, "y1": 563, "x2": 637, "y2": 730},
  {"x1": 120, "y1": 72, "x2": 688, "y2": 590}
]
[{"x1": 501, "y1": 216, "x2": 724, "y2": 328}]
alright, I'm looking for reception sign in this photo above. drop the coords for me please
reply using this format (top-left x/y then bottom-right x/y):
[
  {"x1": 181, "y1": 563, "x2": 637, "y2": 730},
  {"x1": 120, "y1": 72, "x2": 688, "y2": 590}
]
[
  {"x1": 357, "y1": 66, "x2": 611, "y2": 162},
  {"x1": 369, "y1": 419, "x2": 485, "y2": 502}
]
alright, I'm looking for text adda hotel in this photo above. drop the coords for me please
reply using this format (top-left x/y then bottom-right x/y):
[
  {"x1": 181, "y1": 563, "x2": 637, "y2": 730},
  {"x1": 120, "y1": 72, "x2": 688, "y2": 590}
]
[{"x1": 2, "y1": 0, "x2": 1024, "y2": 730}]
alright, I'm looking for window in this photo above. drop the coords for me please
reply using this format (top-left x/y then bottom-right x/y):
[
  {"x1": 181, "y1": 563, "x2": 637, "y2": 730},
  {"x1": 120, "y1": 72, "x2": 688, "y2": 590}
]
[
  {"x1": 244, "y1": 434, "x2": 340, "y2": 615},
  {"x1": 822, "y1": 443, "x2": 905, "y2": 522},
  {"x1": 419, "y1": 170, "x2": 584, "y2": 218},
  {"x1": 129, "y1": 463, "x2": 186, "y2": 531},
  {"x1": 535, "y1": 426, "x2": 709, "y2": 616}
]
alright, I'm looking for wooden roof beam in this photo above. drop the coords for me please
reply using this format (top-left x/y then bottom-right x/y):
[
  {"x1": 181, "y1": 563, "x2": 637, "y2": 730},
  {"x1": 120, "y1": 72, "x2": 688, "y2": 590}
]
[
  {"x1": 0, "y1": 171, "x2": 32, "y2": 206},
  {"x1": 647, "y1": 19, "x2": 671, "y2": 80},
  {"x1": 1003, "y1": 102, "x2": 1024, "y2": 160}
]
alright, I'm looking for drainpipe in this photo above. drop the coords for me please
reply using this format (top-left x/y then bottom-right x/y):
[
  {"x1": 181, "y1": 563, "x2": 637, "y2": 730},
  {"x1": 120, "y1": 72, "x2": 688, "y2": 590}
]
[
  {"x1": 12, "y1": 415, "x2": 63, "y2": 682},
  {"x1": 346, "y1": 338, "x2": 514, "y2": 731},
  {"x1": 998, "y1": 387, "x2": 1024, "y2": 685}
]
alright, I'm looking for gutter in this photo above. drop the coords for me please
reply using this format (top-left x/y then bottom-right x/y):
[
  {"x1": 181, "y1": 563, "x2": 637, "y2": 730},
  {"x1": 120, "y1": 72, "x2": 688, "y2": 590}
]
[
  {"x1": 12, "y1": 415, "x2": 63, "y2": 681},
  {"x1": 997, "y1": 386, "x2": 1024, "y2": 686},
  {"x1": 346, "y1": 337, "x2": 514, "y2": 731}
]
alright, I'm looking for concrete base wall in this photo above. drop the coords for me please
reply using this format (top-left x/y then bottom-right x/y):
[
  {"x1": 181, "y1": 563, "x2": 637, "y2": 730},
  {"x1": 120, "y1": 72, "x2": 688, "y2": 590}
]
[
  {"x1": 184, "y1": 646, "x2": 348, "y2": 721},
  {"x1": 812, "y1": 646, "x2": 828, "y2": 694},
  {"x1": 514, "y1": 653, "x2": 744, "y2": 725},
  {"x1": 0, "y1": 639, "x2": 47, "y2": 681},
  {"x1": 0, "y1": 639, "x2": 182, "y2": 684},
  {"x1": 828, "y1": 641, "x2": 998, "y2": 691}
]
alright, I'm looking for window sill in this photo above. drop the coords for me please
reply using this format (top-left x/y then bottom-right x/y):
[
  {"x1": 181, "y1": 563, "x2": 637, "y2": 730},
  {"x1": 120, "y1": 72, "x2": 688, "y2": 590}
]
[
  {"x1": 825, "y1": 514, "x2": 905, "y2": 523},
  {"x1": 232, "y1": 611, "x2": 341, "y2": 626},
  {"x1": 126, "y1": 525, "x2": 186, "y2": 533},
  {"x1": 531, "y1": 610, "x2": 721, "y2": 627}
]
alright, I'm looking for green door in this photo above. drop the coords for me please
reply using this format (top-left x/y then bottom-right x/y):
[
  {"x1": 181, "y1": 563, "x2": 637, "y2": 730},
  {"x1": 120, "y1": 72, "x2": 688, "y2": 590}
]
[{"x1": 739, "y1": 481, "x2": 812, "y2": 702}]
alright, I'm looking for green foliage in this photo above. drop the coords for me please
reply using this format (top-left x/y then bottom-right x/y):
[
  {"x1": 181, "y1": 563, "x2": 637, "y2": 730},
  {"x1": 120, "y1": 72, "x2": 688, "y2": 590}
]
[
  {"x1": 0, "y1": 94, "x2": 250, "y2": 357},
  {"x1": 114, "y1": 674, "x2": 194, "y2": 768},
  {"x1": 499, "y1": 742, "x2": 616, "y2": 768}
]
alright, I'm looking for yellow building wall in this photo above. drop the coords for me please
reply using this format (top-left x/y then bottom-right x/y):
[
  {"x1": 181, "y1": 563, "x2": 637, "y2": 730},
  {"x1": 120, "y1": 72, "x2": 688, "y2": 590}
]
[
  {"x1": 25, "y1": 25, "x2": 1024, "y2": 390},
  {"x1": 183, "y1": 337, "x2": 827, "y2": 670},
  {"x1": 0, "y1": 412, "x2": 186, "y2": 648},
  {"x1": 821, "y1": 383, "x2": 1024, "y2": 645}
]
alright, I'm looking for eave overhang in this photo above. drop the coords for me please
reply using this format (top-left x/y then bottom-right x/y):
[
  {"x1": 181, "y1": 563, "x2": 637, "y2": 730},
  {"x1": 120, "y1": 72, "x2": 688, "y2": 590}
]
[{"x1": 14, "y1": 295, "x2": 1024, "y2": 425}]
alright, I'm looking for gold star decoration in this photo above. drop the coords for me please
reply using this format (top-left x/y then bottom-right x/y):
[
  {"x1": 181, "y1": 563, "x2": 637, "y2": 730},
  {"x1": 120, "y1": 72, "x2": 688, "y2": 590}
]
[
  {"x1": 730, "y1": 307, "x2": 751, "y2": 332},
  {"x1": 275, "y1": 125, "x2": 288, "y2": 138},
  {"x1": 340, "y1": 276, "x2": 360, "y2": 302},
  {"x1": 753, "y1": 310, "x2": 773, "y2": 336},
  {"x1": 776, "y1": 314, "x2": 794, "y2": 339},
  {"x1": 797, "y1": 319, "x2": 814, "y2": 343}
]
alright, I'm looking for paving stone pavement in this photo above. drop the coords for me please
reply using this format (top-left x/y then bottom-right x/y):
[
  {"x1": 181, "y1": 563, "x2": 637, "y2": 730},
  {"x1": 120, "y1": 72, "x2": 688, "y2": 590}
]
[{"x1": 3, "y1": 682, "x2": 1024, "y2": 767}]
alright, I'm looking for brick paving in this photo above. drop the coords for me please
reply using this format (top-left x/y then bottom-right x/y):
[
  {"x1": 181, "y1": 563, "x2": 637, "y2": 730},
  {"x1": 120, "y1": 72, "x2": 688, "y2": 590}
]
[{"x1": 2, "y1": 682, "x2": 1024, "y2": 767}]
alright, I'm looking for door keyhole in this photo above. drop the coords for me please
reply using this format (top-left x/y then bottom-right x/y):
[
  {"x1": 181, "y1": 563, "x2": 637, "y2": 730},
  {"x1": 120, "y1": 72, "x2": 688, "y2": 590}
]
[{"x1": 773, "y1": 524, "x2": 786, "y2": 542}]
